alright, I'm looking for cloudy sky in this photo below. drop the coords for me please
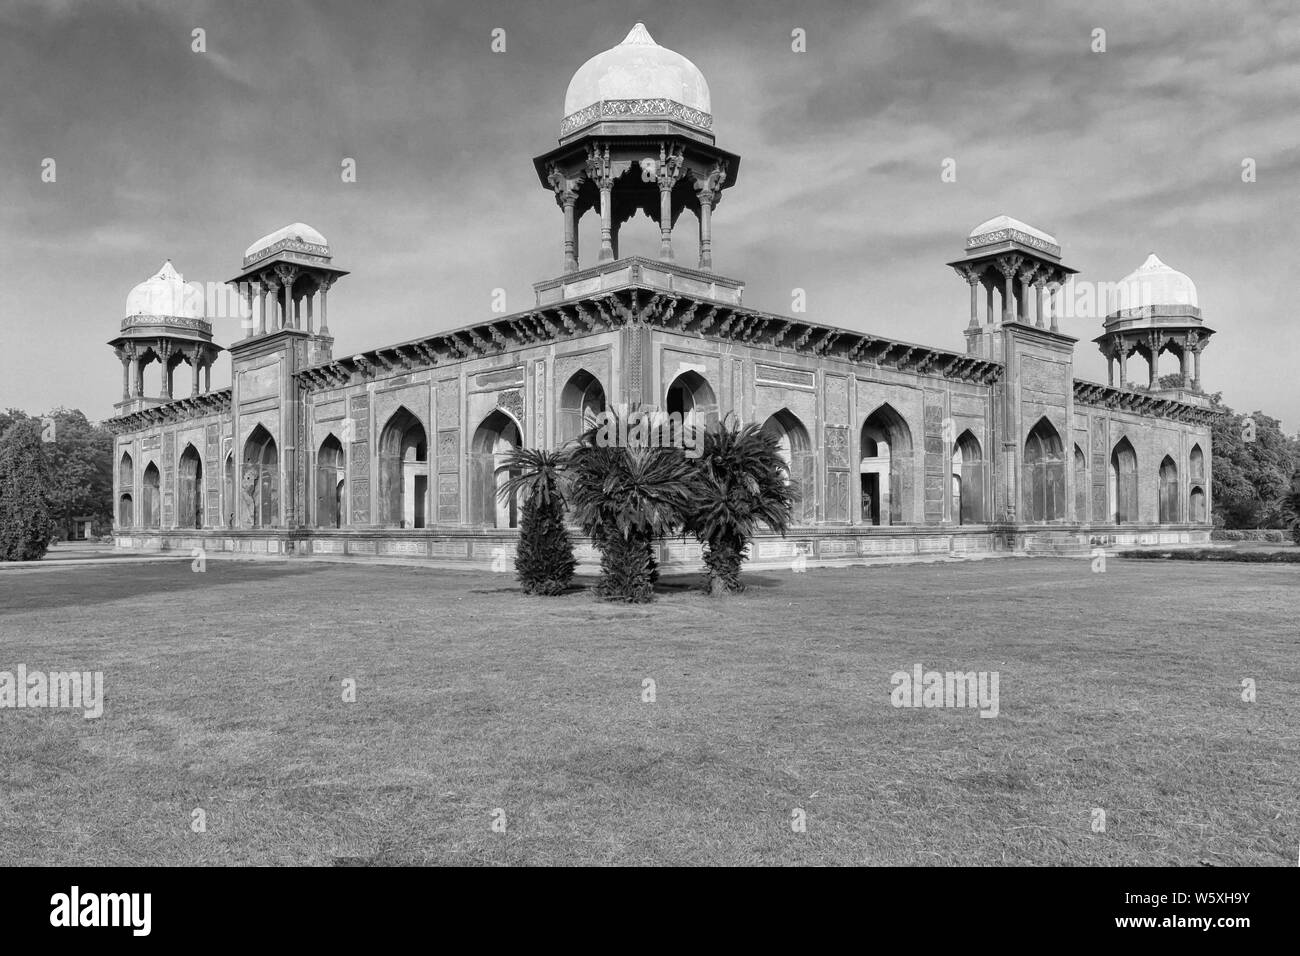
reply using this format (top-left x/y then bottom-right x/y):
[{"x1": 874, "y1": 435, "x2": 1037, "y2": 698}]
[{"x1": 1, "y1": 0, "x2": 1296, "y2": 427}]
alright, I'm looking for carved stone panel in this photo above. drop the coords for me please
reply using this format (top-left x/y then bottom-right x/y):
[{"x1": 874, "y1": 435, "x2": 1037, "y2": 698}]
[
  {"x1": 436, "y1": 379, "x2": 460, "y2": 429},
  {"x1": 824, "y1": 425, "x2": 849, "y2": 469},
  {"x1": 162, "y1": 431, "x2": 175, "y2": 526},
  {"x1": 437, "y1": 473, "x2": 459, "y2": 523},
  {"x1": 437, "y1": 430, "x2": 459, "y2": 473},
  {"x1": 499, "y1": 388, "x2": 525, "y2": 428},
  {"x1": 825, "y1": 469, "x2": 849, "y2": 522},
  {"x1": 825, "y1": 374, "x2": 849, "y2": 424}
]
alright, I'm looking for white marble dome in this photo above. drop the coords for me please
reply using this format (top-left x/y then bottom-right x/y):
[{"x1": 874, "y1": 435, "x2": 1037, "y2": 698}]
[
  {"x1": 1113, "y1": 253, "x2": 1198, "y2": 311},
  {"x1": 124, "y1": 260, "x2": 202, "y2": 319},
  {"x1": 564, "y1": 23, "x2": 711, "y2": 118},
  {"x1": 968, "y1": 215, "x2": 1058, "y2": 247},
  {"x1": 244, "y1": 222, "x2": 329, "y2": 260}
]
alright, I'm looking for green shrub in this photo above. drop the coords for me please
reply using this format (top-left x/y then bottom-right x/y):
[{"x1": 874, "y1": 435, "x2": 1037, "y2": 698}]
[
  {"x1": 496, "y1": 449, "x2": 575, "y2": 596},
  {"x1": 1211, "y1": 529, "x2": 1245, "y2": 541},
  {"x1": 1263, "y1": 530, "x2": 1286, "y2": 543},
  {"x1": 1120, "y1": 548, "x2": 1300, "y2": 563},
  {"x1": 0, "y1": 421, "x2": 57, "y2": 561}
]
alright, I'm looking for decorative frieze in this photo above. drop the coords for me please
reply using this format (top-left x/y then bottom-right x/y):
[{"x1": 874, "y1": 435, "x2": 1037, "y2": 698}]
[{"x1": 560, "y1": 98, "x2": 713, "y2": 137}]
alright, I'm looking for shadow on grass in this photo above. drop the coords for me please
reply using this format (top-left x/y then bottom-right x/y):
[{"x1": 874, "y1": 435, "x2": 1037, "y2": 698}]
[{"x1": 0, "y1": 560, "x2": 326, "y2": 614}]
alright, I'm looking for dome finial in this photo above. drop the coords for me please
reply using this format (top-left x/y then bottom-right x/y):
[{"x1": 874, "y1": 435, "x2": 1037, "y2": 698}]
[{"x1": 622, "y1": 22, "x2": 657, "y2": 46}]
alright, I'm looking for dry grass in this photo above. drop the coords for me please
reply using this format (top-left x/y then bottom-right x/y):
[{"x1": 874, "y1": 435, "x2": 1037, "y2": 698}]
[{"x1": 0, "y1": 554, "x2": 1296, "y2": 865}]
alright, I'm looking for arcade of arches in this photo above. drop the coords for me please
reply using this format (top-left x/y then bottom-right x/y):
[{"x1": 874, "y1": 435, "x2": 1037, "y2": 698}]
[{"x1": 110, "y1": 368, "x2": 1210, "y2": 535}]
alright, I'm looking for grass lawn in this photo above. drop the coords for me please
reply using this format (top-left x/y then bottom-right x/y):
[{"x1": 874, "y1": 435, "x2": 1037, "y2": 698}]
[{"x1": 1, "y1": 554, "x2": 1296, "y2": 866}]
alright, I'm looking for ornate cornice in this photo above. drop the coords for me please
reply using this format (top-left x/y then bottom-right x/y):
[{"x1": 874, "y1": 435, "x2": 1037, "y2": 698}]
[
  {"x1": 285, "y1": 284, "x2": 1001, "y2": 396},
  {"x1": 120, "y1": 314, "x2": 213, "y2": 334},
  {"x1": 243, "y1": 237, "x2": 331, "y2": 268},
  {"x1": 105, "y1": 387, "x2": 232, "y2": 431},
  {"x1": 967, "y1": 228, "x2": 1062, "y2": 259},
  {"x1": 1073, "y1": 379, "x2": 1220, "y2": 425},
  {"x1": 561, "y1": 98, "x2": 713, "y2": 137}
]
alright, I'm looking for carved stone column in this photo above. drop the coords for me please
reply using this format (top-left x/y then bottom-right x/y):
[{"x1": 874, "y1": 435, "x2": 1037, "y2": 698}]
[
  {"x1": 1032, "y1": 272, "x2": 1048, "y2": 329},
  {"x1": 1192, "y1": 343, "x2": 1202, "y2": 391},
  {"x1": 995, "y1": 255, "x2": 1023, "y2": 323},
  {"x1": 548, "y1": 164, "x2": 582, "y2": 273},
  {"x1": 1047, "y1": 277, "x2": 1062, "y2": 332},
  {"x1": 260, "y1": 273, "x2": 280, "y2": 332},
  {"x1": 115, "y1": 347, "x2": 131, "y2": 400},
  {"x1": 656, "y1": 145, "x2": 685, "y2": 261},
  {"x1": 1116, "y1": 337, "x2": 1127, "y2": 387},
  {"x1": 274, "y1": 264, "x2": 299, "y2": 330},
  {"x1": 956, "y1": 265, "x2": 985, "y2": 328},
  {"x1": 317, "y1": 275, "x2": 334, "y2": 336},
  {"x1": 1018, "y1": 264, "x2": 1039, "y2": 325},
  {"x1": 694, "y1": 164, "x2": 725, "y2": 272},
  {"x1": 1149, "y1": 331, "x2": 1159, "y2": 387},
  {"x1": 587, "y1": 145, "x2": 615, "y2": 262},
  {"x1": 246, "y1": 280, "x2": 262, "y2": 337},
  {"x1": 158, "y1": 341, "x2": 174, "y2": 400},
  {"x1": 190, "y1": 346, "x2": 202, "y2": 397}
]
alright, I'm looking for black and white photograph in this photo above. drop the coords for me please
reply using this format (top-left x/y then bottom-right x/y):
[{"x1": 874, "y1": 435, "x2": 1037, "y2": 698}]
[{"x1": 0, "y1": 0, "x2": 1294, "y2": 935}]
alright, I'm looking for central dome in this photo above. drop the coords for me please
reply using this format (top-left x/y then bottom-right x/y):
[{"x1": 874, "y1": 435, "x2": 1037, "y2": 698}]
[
  {"x1": 1113, "y1": 253, "x2": 1198, "y2": 312},
  {"x1": 562, "y1": 23, "x2": 711, "y2": 135},
  {"x1": 125, "y1": 260, "x2": 202, "y2": 320}
]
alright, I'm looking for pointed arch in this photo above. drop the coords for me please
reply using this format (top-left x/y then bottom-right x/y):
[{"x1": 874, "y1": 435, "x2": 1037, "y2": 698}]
[
  {"x1": 1109, "y1": 436, "x2": 1138, "y2": 524},
  {"x1": 177, "y1": 443, "x2": 203, "y2": 529},
  {"x1": 317, "y1": 433, "x2": 346, "y2": 528},
  {"x1": 141, "y1": 461, "x2": 161, "y2": 529},
  {"x1": 378, "y1": 406, "x2": 428, "y2": 528},
  {"x1": 665, "y1": 370, "x2": 717, "y2": 428},
  {"x1": 242, "y1": 425, "x2": 278, "y2": 528},
  {"x1": 1189, "y1": 443, "x2": 1205, "y2": 482},
  {"x1": 1023, "y1": 417, "x2": 1065, "y2": 522},
  {"x1": 860, "y1": 403, "x2": 913, "y2": 525},
  {"x1": 470, "y1": 409, "x2": 522, "y2": 527},
  {"x1": 951, "y1": 429, "x2": 986, "y2": 525},
  {"x1": 762, "y1": 408, "x2": 814, "y2": 523},
  {"x1": 1158, "y1": 454, "x2": 1179, "y2": 523},
  {"x1": 118, "y1": 451, "x2": 135, "y2": 528},
  {"x1": 1073, "y1": 443, "x2": 1088, "y2": 523},
  {"x1": 223, "y1": 452, "x2": 235, "y2": 528},
  {"x1": 559, "y1": 369, "x2": 607, "y2": 443},
  {"x1": 1189, "y1": 486, "x2": 1206, "y2": 523}
]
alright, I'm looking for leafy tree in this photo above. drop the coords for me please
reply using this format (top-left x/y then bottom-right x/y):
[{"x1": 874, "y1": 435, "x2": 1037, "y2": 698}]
[
  {"x1": 0, "y1": 419, "x2": 57, "y2": 560},
  {"x1": 40, "y1": 408, "x2": 114, "y2": 537},
  {"x1": 683, "y1": 415, "x2": 795, "y2": 595},
  {"x1": 567, "y1": 409, "x2": 699, "y2": 603},
  {"x1": 1280, "y1": 472, "x2": 1300, "y2": 546},
  {"x1": 1207, "y1": 393, "x2": 1298, "y2": 528},
  {"x1": 496, "y1": 448, "x2": 575, "y2": 595}
]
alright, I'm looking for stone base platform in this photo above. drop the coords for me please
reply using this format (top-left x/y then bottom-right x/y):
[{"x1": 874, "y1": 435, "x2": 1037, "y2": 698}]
[{"x1": 113, "y1": 524, "x2": 1211, "y2": 573}]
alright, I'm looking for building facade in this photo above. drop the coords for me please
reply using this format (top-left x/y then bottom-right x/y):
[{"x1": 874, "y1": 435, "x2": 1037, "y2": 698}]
[{"x1": 107, "y1": 23, "x2": 1216, "y2": 568}]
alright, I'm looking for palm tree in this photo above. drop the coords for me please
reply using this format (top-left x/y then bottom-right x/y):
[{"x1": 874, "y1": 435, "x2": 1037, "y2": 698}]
[
  {"x1": 495, "y1": 448, "x2": 576, "y2": 595},
  {"x1": 683, "y1": 415, "x2": 795, "y2": 595},
  {"x1": 567, "y1": 410, "x2": 700, "y2": 603}
]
